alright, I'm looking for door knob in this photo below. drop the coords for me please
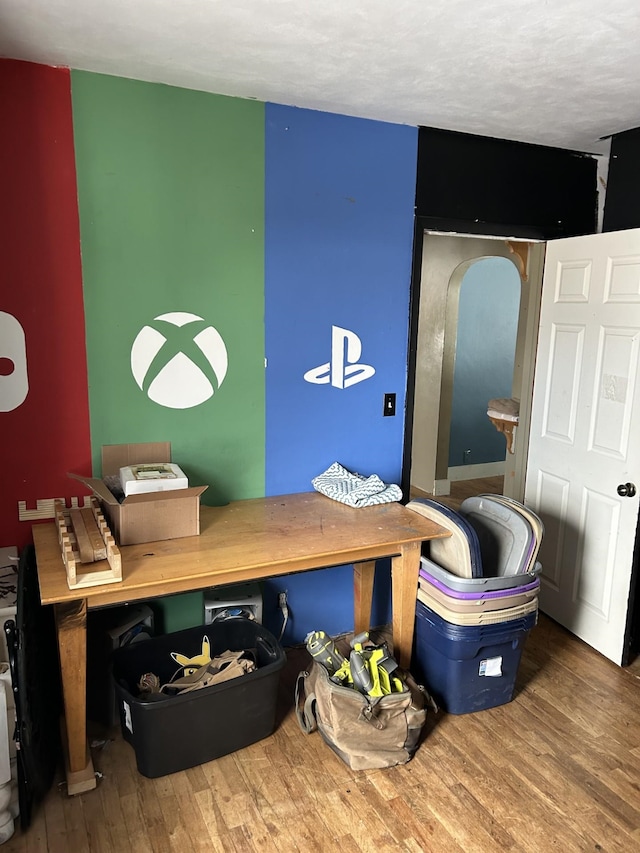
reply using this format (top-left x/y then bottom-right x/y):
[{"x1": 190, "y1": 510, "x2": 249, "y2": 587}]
[{"x1": 617, "y1": 482, "x2": 637, "y2": 497}]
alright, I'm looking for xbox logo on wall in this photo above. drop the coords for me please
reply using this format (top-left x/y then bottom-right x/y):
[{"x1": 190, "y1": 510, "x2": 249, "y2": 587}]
[{"x1": 131, "y1": 312, "x2": 228, "y2": 409}]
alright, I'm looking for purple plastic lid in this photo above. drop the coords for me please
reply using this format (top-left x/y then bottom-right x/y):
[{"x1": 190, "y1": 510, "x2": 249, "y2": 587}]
[{"x1": 419, "y1": 567, "x2": 539, "y2": 600}]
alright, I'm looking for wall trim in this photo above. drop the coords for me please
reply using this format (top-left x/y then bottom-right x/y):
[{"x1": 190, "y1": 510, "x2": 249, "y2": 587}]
[
  {"x1": 433, "y1": 479, "x2": 451, "y2": 496},
  {"x1": 448, "y1": 461, "x2": 506, "y2": 482}
]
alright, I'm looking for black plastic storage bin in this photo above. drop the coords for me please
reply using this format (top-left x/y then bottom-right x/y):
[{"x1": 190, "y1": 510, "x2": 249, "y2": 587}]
[{"x1": 112, "y1": 618, "x2": 285, "y2": 777}]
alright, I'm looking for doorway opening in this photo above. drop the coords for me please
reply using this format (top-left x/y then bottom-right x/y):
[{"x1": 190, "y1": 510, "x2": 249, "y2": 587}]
[{"x1": 404, "y1": 231, "x2": 545, "y2": 508}]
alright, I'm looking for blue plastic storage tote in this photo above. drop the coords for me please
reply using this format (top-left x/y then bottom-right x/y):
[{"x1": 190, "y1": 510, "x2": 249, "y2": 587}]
[{"x1": 412, "y1": 600, "x2": 536, "y2": 714}]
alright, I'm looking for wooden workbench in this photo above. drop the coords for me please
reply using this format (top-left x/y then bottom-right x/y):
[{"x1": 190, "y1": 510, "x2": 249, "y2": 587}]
[{"x1": 33, "y1": 492, "x2": 450, "y2": 793}]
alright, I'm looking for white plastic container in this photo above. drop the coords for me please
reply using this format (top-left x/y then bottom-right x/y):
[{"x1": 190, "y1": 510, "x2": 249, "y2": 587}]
[{"x1": 119, "y1": 462, "x2": 188, "y2": 496}]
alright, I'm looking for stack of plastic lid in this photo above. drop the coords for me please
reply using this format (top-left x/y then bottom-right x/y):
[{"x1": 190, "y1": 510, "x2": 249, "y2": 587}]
[
  {"x1": 407, "y1": 494, "x2": 543, "y2": 618},
  {"x1": 418, "y1": 565, "x2": 540, "y2": 625},
  {"x1": 407, "y1": 495, "x2": 543, "y2": 714}
]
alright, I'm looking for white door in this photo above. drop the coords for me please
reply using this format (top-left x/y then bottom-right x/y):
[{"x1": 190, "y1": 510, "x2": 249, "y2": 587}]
[{"x1": 525, "y1": 228, "x2": 640, "y2": 664}]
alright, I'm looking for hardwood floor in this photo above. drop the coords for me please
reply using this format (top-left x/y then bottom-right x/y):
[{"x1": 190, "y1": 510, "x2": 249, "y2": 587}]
[
  {"x1": 409, "y1": 475, "x2": 505, "y2": 511},
  {"x1": 3, "y1": 605, "x2": 640, "y2": 852}
]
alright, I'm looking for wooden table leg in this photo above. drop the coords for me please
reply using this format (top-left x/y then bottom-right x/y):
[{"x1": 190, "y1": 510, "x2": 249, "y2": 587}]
[
  {"x1": 391, "y1": 541, "x2": 421, "y2": 669},
  {"x1": 353, "y1": 560, "x2": 376, "y2": 636},
  {"x1": 54, "y1": 600, "x2": 96, "y2": 795}
]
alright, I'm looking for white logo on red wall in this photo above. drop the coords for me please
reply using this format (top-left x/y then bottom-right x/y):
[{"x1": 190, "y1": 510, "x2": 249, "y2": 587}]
[
  {"x1": 0, "y1": 311, "x2": 29, "y2": 412},
  {"x1": 131, "y1": 312, "x2": 228, "y2": 409},
  {"x1": 304, "y1": 325, "x2": 375, "y2": 388}
]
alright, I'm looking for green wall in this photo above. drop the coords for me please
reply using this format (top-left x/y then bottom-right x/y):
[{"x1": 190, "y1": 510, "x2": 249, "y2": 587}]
[{"x1": 71, "y1": 72, "x2": 265, "y2": 506}]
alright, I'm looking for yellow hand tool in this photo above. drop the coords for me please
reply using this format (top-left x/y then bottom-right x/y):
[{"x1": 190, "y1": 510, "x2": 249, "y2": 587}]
[{"x1": 305, "y1": 630, "x2": 347, "y2": 676}]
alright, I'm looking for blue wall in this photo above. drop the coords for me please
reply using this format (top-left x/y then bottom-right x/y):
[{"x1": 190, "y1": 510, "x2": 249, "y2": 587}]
[
  {"x1": 263, "y1": 104, "x2": 418, "y2": 642},
  {"x1": 449, "y1": 257, "x2": 520, "y2": 467}
]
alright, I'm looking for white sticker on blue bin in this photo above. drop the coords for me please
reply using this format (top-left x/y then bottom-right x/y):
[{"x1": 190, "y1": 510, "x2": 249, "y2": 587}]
[
  {"x1": 123, "y1": 700, "x2": 133, "y2": 733},
  {"x1": 479, "y1": 657, "x2": 503, "y2": 677}
]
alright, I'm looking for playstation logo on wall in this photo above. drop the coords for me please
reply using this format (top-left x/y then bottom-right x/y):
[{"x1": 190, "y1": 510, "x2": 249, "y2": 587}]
[
  {"x1": 131, "y1": 312, "x2": 228, "y2": 409},
  {"x1": 304, "y1": 325, "x2": 375, "y2": 389}
]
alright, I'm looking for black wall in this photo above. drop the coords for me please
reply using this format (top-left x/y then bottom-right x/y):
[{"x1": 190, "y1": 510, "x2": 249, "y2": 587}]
[
  {"x1": 603, "y1": 127, "x2": 640, "y2": 232},
  {"x1": 415, "y1": 127, "x2": 598, "y2": 239}
]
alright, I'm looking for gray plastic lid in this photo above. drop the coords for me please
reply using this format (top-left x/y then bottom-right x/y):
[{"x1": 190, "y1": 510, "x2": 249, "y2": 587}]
[{"x1": 420, "y1": 555, "x2": 542, "y2": 592}]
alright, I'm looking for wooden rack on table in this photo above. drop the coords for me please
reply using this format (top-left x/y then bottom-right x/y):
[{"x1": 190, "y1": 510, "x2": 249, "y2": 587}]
[{"x1": 54, "y1": 497, "x2": 122, "y2": 589}]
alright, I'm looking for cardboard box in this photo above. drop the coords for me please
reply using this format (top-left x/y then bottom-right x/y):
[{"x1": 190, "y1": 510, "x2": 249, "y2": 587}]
[{"x1": 70, "y1": 443, "x2": 207, "y2": 546}]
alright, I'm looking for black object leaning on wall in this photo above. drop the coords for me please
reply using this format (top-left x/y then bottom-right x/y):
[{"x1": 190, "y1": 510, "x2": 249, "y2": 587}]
[
  {"x1": 415, "y1": 127, "x2": 598, "y2": 240},
  {"x1": 4, "y1": 545, "x2": 62, "y2": 831}
]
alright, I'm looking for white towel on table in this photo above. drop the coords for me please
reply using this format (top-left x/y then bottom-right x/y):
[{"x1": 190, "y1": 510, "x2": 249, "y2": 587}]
[{"x1": 312, "y1": 462, "x2": 402, "y2": 508}]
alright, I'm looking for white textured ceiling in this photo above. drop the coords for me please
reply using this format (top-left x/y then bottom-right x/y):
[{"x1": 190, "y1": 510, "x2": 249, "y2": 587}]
[{"x1": 2, "y1": 0, "x2": 640, "y2": 154}]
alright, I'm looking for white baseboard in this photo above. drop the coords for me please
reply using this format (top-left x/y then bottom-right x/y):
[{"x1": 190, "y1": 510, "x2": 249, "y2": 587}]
[{"x1": 448, "y1": 461, "x2": 505, "y2": 482}]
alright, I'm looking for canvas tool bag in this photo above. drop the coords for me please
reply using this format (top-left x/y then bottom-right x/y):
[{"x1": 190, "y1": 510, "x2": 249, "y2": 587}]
[{"x1": 295, "y1": 654, "x2": 436, "y2": 771}]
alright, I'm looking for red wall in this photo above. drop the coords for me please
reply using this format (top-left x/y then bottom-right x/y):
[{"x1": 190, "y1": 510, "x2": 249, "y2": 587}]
[{"x1": 0, "y1": 60, "x2": 91, "y2": 549}]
